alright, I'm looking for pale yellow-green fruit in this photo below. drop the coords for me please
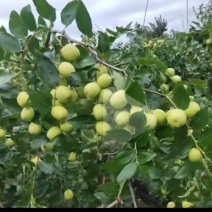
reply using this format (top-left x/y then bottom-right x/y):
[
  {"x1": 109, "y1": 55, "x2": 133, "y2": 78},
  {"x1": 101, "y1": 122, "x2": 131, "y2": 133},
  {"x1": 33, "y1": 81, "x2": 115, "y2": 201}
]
[
  {"x1": 157, "y1": 39, "x2": 165, "y2": 44},
  {"x1": 28, "y1": 122, "x2": 42, "y2": 135},
  {"x1": 115, "y1": 111, "x2": 130, "y2": 127},
  {"x1": 30, "y1": 156, "x2": 41, "y2": 166},
  {"x1": 184, "y1": 101, "x2": 200, "y2": 118},
  {"x1": 188, "y1": 148, "x2": 202, "y2": 162},
  {"x1": 53, "y1": 99, "x2": 64, "y2": 106},
  {"x1": 17, "y1": 91, "x2": 29, "y2": 108},
  {"x1": 0, "y1": 129, "x2": 6, "y2": 138},
  {"x1": 51, "y1": 105, "x2": 68, "y2": 122},
  {"x1": 170, "y1": 75, "x2": 182, "y2": 84},
  {"x1": 55, "y1": 85, "x2": 72, "y2": 103},
  {"x1": 70, "y1": 89, "x2": 78, "y2": 103},
  {"x1": 110, "y1": 90, "x2": 128, "y2": 110},
  {"x1": 5, "y1": 138, "x2": 15, "y2": 148},
  {"x1": 167, "y1": 201, "x2": 176, "y2": 208},
  {"x1": 68, "y1": 152, "x2": 77, "y2": 162},
  {"x1": 96, "y1": 121, "x2": 111, "y2": 136},
  {"x1": 61, "y1": 43, "x2": 80, "y2": 62},
  {"x1": 152, "y1": 109, "x2": 167, "y2": 126},
  {"x1": 145, "y1": 113, "x2": 157, "y2": 130},
  {"x1": 189, "y1": 96, "x2": 194, "y2": 101},
  {"x1": 98, "y1": 89, "x2": 113, "y2": 104},
  {"x1": 165, "y1": 68, "x2": 175, "y2": 76},
  {"x1": 21, "y1": 107, "x2": 35, "y2": 122},
  {"x1": 58, "y1": 62, "x2": 75, "y2": 78},
  {"x1": 58, "y1": 77, "x2": 68, "y2": 86},
  {"x1": 183, "y1": 84, "x2": 188, "y2": 90},
  {"x1": 206, "y1": 38, "x2": 212, "y2": 45},
  {"x1": 130, "y1": 105, "x2": 143, "y2": 115},
  {"x1": 93, "y1": 104, "x2": 107, "y2": 120},
  {"x1": 41, "y1": 143, "x2": 54, "y2": 152},
  {"x1": 166, "y1": 109, "x2": 187, "y2": 128},
  {"x1": 97, "y1": 73, "x2": 112, "y2": 88},
  {"x1": 50, "y1": 89, "x2": 56, "y2": 98},
  {"x1": 47, "y1": 126, "x2": 62, "y2": 141},
  {"x1": 161, "y1": 73, "x2": 168, "y2": 83},
  {"x1": 182, "y1": 201, "x2": 194, "y2": 208},
  {"x1": 123, "y1": 125, "x2": 135, "y2": 134},
  {"x1": 60, "y1": 122, "x2": 74, "y2": 133},
  {"x1": 64, "y1": 189, "x2": 74, "y2": 200},
  {"x1": 95, "y1": 63, "x2": 109, "y2": 76},
  {"x1": 84, "y1": 82, "x2": 101, "y2": 98},
  {"x1": 160, "y1": 83, "x2": 169, "y2": 92}
]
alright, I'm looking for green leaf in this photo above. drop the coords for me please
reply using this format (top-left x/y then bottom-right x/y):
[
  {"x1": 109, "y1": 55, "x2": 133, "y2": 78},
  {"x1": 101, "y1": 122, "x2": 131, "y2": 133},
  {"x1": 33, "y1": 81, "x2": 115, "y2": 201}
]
[
  {"x1": 98, "y1": 182, "x2": 119, "y2": 198},
  {"x1": 9, "y1": 11, "x2": 28, "y2": 38},
  {"x1": 74, "y1": 56, "x2": 96, "y2": 69},
  {"x1": 172, "y1": 83, "x2": 190, "y2": 109},
  {"x1": 0, "y1": 31, "x2": 21, "y2": 53},
  {"x1": 26, "y1": 36, "x2": 40, "y2": 54},
  {"x1": 97, "y1": 31, "x2": 110, "y2": 53},
  {"x1": 189, "y1": 79, "x2": 207, "y2": 89},
  {"x1": 137, "y1": 151, "x2": 156, "y2": 164},
  {"x1": 20, "y1": 5, "x2": 37, "y2": 31},
  {"x1": 126, "y1": 81, "x2": 146, "y2": 106},
  {"x1": 190, "y1": 107, "x2": 209, "y2": 130},
  {"x1": 198, "y1": 128, "x2": 212, "y2": 153},
  {"x1": 129, "y1": 111, "x2": 146, "y2": 128},
  {"x1": 38, "y1": 16, "x2": 47, "y2": 27},
  {"x1": 61, "y1": 0, "x2": 78, "y2": 26},
  {"x1": 69, "y1": 115, "x2": 96, "y2": 129},
  {"x1": 31, "y1": 136, "x2": 47, "y2": 150},
  {"x1": 113, "y1": 71, "x2": 126, "y2": 90},
  {"x1": 117, "y1": 162, "x2": 138, "y2": 184},
  {"x1": 39, "y1": 161, "x2": 53, "y2": 174},
  {"x1": 76, "y1": 0, "x2": 93, "y2": 38},
  {"x1": 103, "y1": 129, "x2": 132, "y2": 143},
  {"x1": 33, "y1": 0, "x2": 56, "y2": 22},
  {"x1": 72, "y1": 99, "x2": 94, "y2": 115},
  {"x1": 29, "y1": 90, "x2": 52, "y2": 114},
  {"x1": 0, "y1": 48, "x2": 4, "y2": 60},
  {"x1": 37, "y1": 59, "x2": 59, "y2": 89}
]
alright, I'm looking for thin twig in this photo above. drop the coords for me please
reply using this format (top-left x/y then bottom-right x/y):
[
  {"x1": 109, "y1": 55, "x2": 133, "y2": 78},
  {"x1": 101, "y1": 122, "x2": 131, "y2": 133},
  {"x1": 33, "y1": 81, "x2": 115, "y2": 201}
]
[
  {"x1": 128, "y1": 181, "x2": 137, "y2": 208},
  {"x1": 143, "y1": 0, "x2": 150, "y2": 27},
  {"x1": 143, "y1": 88, "x2": 165, "y2": 97},
  {"x1": 106, "y1": 199, "x2": 120, "y2": 208}
]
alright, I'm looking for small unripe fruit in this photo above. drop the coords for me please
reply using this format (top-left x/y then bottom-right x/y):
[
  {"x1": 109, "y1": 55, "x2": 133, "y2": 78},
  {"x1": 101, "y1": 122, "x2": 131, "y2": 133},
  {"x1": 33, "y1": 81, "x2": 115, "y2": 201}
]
[
  {"x1": 206, "y1": 38, "x2": 212, "y2": 45},
  {"x1": 95, "y1": 63, "x2": 109, "y2": 76},
  {"x1": 60, "y1": 122, "x2": 74, "y2": 133},
  {"x1": 96, "y1": 121, "x2": 111, "y2": 136},
  {"x1": 110, "y1": 90, "x2": 128, "y2": 110},
  {"x1": 84, "y1": 82, "x2": 101, "y2": 98},
  {"x1": 182, "y1": 201, "x2": 193, "y2": 208},
  {"x1": 70, "y1": 89, "x2": 78, "y2": 103},
  {"x1": 5, "y1": 138, "x2": 15, "y2": 148},
  {"x1": 170, "y1": 75, "x2": 182, "y2": 84},
  {"x1": 30, "y1": 156, "x2": 41, "y2": 166},
  {"x1": 167, "y1": 201, "x2": 176, "y2": 208},
  {"x1": 160, "y1": 83, "x2": 169, "y2": 92},
  {"x1": 58, "y1": 62, "x2": 75, "y2": 78},
  {"x1": 189, "y1": 96, "x2": 194, "y2": 101},
  {"x1": 97, "y1": 73, "x2": 113, "y2": 88},
  {"x1": 98, "y1": 89, "x2": 113, "y2": 104},
  {"x1": 21, "y1": 107, "x2": 35, "y2": 122},
  {"x1": 50, "y1": 89, "x2": 56, "y2": 98},
  {"x1": 184, "y1": 101, "x2": 200, "y2": 118},
  {"x1": 17, "y1": 91, "x2": 29, "y2": 107},
  {"x1": 188, "y1": 148, "x2": 202, "y2": 162},
  {"x1": 55, "y1": 85, "x2": 72, "y2": 103},
  {"x1": 64, "y1": 189, "x2": 74, "y2": 200},
  {"x1": 166, "y1": 68, "x2": 175, "y2": 76},
  {"x1": 68, "y1": 152, "x2": 77, "y2": 161},
  {"x1": 115, "y1": 111, "x2": 130, "y2": 127},
  {"x1": 93, "y1": 104, "x2": 107, "y2": 120},
  {"x1": 47, "y1": 126, "x2": 62, "y2": 141},
  {"x1": 51, "y1": 105, "x2": 68, "y2": 122},
  {"x1": 0, "y1": 129, "x2": 6, "y2": 138},
  {"x1": 61, "y1": 44, "x2": 80, "y2": 62},
  {"x1": 130, "y1": 105, "x2": 143, "y2": 115},
  {"x1": 166, "y1": 109, "x2": 187, "y2": 128},
  {"x1": 145, "y1": 113, "x2": 157, "y2": 130},
  {"x1": 28, "y1": 122, "x2": 42, "y2": 135},
  {"x1": 152, "y1": 109, "x2": 167, "y2": 126}
]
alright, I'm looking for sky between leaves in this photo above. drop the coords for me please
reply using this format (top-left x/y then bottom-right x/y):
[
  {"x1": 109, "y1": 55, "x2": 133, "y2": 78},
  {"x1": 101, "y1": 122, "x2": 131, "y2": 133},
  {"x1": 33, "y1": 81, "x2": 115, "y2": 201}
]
[{"x1": 0, "y1": 0, "x2": 208, "y2": 41}]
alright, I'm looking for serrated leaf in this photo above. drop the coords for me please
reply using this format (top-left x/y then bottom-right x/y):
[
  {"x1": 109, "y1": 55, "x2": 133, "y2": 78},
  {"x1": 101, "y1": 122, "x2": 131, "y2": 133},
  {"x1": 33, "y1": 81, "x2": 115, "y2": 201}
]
[
  {"x1": 97, "y1": 31, "x2": 110, "y2": 53},
  {"x1": 0, "y1": 31, "x2": 21, "y2": 53},
  {"x1": 103, "y1": 129, "x2": 132, "y2": 143},
  {"x1": 172, "y1": 83, "x2": 190, "y2": 109},
  {"x1": 126, "y1": 81, "x2": 146, "y2": 106},
  {"x1": 33, "y1": 0, "x2": 56, "y2": 22},
  {"x1": 137, "y1": 152, "x2": 156, "y2": 164},
  {"x1": 190, "y1": 107, "x2": 208, "y2": 130},
  {"x1": 61, "y1": 0, "x2": 78, "y2": 26},
  {"x1": 117, "y1": 162, "x2": 137, "y2": 184},
  {"x1": 9, "y1": 11, "x2": 28, "y2": 38},
  {"x1": 76, "y1": 0, "x2": 93, "y2": 38},
  {"x1": 20, "y1": 5, "x2": 37, "y2": 31}
]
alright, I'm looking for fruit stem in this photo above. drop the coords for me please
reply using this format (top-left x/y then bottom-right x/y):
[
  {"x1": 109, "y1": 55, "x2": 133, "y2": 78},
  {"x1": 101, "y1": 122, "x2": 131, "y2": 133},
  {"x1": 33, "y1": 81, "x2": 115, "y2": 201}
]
[{"x1": 128, "y1": 181, "x2": 137, "y2": 208}]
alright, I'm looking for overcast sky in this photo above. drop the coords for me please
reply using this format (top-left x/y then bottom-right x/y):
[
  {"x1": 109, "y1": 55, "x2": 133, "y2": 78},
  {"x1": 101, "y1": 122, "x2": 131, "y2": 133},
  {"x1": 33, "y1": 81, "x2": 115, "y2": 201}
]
[{"x1": 0, "y1": 0, "x2": 208, "y2": 40}]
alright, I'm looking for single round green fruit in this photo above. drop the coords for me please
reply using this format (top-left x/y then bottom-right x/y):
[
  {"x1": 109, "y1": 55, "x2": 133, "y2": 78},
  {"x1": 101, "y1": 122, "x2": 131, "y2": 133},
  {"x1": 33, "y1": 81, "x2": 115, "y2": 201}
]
[
  {"x1": 182, "y1": 201, "x2": 193, "y2": 208},
  {"x1": 188, "y1": 148, "x2": 202, "y2": 162},
  {"x1": 130, "y1": 105, "x2": 143, "y2": 115},
  {"x1": 60, "y1": 122, "x2": 74, "y2": 133},
  {"x1": 55, "y1": 85, "x2": 72, "y2": 103},
  {"x1": 95, "y1": 63, "x2": 109, "y2": 76},
  {"x1": 166, "y1": 109, "x2": 187, "y2": 128},
  {"x1": 84, "y1": 82, "x2": 101, "y2": 98},
  {"x1": 183, "y1": 84, "x2": 188, "y2": 90},
  {"x1": 167, "y1": 201, "x2": 176, "y2": 208},
  {"x1": 184, "y1": 101, "x2": 200, "y2": 118},
  {"x1": 28, "y1": 122, "x2": 42, "y2": 135},
  {"x1": 47, "y1": 126, "x2": 62, "y2": 141},
  {"x1": 5, "y1": 138, "x2": 15, "y2": 148},
  {"x1": 145, "y1": 113, "x2": 157, "y2": 130},
  {"x1": 50, "y1": 89, "x2": 56, "y2": 98},
  {"x1": 96, "y1": 121, "x2": 111, "y2": 136},
  {"x1": 0, "y1": 129, "x2": 6, "y2": 138},
  {"x1": 70, "y1": 89, "x2": 78, "y2": 103},
  {"x1": 58, "y1": 77, "x2": 68, "y2": 86},
  {"x1": 64, "y1": 189, "x2": 74, "y2": 200},
  {"x1": 21, "y1": 107, "x2": 35, "y2": 122},
  {"x1": 93, "y1": 104, "x2": 107, "y2": 120},
  {"x1": 189, "y1": 96, "x2": 194, "y2": 101},
  {"x1": 58, "y1": 62, "x2": 75, "y2": 78},
  {"x1": 152, "y1": 109, "x2": 167, "y2": 126},
  {"x1": 61, "y1": 44, "x2": 80, "y2": 62},
  {"x1": 97, "y1": 73, "x2": 113, "y2": 88},
  {"x1": 115, "y1": 110, "x2": 130, "y2": 127},
  {"x1": 165, "y1": 68, "x2": 175, "y2": 76},
  {"x1": 206, "y1": 38, "x2": 212, "y2": 45},
  {"x1": 30, "y1": 156, "x2": 41, "y2": 166},
  {"x1": 160, "y1": 83, "x2": 169, "y2": 92},
  {"x1": 161, "y1": 73, "x2": 168, "y2": 83},
  {"x1": 98, "y1": 89, "x2": 113, "y2": 104},
  {"x1": 17, "y1": 91, "x2": 29, "y2": 108},
  {"x1": 51, "y1": 105, "x2": 68, "y2": 122},
  {"x1": 53, "y1": 99, "x2": 64, "y2": 106},
  {"x1": 170, "y1": 75, "x2": 182, "y2": 84},
  {"x1": 68, "y1": 152, "x2": 77, "y2": 162},
  {"x1": 110, "y1": 90, "x2": 128, "y2": 110}
]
